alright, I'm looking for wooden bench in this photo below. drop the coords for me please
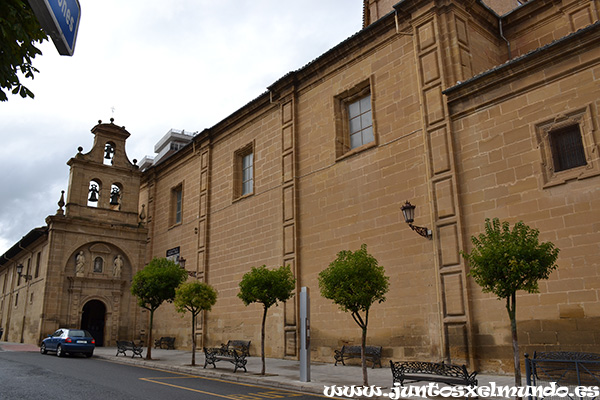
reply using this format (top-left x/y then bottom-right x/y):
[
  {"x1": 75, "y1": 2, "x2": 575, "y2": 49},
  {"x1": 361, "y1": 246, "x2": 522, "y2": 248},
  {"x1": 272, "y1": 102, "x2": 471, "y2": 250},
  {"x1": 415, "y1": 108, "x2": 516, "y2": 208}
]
[
  {"x1": 203, "y1": 346, "x2": 247, "y2": 372},
  {"x1": 334, "y1": 345, "x2": 382, "y2": 368},
  {"x1": 116, "y1": 340, "x2": 144, "y2": 358},
  {"x1": 220, "y1": 340, "x2": 251, "y2": 357},
  {"x1": 154, "y1": 336, "x2": 175, "y2": 349},
  {"x1": 390, "y1": 360, "x2": 478, "y2": 387}
]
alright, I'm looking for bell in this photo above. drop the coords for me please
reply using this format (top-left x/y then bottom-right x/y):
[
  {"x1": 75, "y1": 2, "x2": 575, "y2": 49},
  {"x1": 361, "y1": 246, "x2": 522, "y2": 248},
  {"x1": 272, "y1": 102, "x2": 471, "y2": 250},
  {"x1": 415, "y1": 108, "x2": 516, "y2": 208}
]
[
  {"x1": 110, "y1": 187, "x2": 120, "y2": 206},
  {"x1": 88, "y1": 184, "x2": 99, "y2": 202},
  {"x1": 104, "y1": 144, "x2": 114, "y2": 159}
]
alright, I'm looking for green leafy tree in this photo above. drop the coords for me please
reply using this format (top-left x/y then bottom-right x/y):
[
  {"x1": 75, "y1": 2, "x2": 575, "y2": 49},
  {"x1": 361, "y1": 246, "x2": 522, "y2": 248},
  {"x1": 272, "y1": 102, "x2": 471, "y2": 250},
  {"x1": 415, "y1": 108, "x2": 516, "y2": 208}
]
[
  {"x1": 131, "y1": 258, "x2": 188, "y2": 360},
  {"x1": 238, "y1": 264, "x2": 295, "y2": 375},
  {"x1": 0, "y1": 0, "x2": 48, "y2": 101},
  {"x1": 174, "y1": 281, "x2": 218, "y2": 366},
  {"x1": 318, "y1": 244, "x2": 389, "y2": 387},
  {"x1": 462, "y1": 218, "x2": 559, "y2": 386}
]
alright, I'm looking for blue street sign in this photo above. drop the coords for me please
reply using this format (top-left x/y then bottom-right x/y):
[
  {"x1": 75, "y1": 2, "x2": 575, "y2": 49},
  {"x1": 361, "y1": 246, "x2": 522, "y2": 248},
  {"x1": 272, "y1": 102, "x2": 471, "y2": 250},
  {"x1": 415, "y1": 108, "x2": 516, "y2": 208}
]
[{"x1": 28, "y1": 0, "x2": 81, "y2": 56}]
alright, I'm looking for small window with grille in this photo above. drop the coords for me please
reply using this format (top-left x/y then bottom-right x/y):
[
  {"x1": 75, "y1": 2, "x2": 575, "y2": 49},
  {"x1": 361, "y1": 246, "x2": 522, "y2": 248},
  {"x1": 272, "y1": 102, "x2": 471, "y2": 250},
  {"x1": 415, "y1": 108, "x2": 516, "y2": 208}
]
[
  {"x1": 535, "y1": 108, "x2": 599, "y2": 187},
  {"x1": 549, "y1": 125, "x2": 586, "y2": 172}
]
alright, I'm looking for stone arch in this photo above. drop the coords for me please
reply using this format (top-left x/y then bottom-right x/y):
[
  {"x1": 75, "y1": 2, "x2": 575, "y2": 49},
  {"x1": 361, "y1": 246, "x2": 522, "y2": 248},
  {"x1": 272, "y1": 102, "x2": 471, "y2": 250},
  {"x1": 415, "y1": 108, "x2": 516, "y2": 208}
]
[
  {"x1": 64, "y1": 242, "x2": 133, "y2": 347},
  {"x1": 67, "y1": 242, "x2": 132, "y2": 279}
]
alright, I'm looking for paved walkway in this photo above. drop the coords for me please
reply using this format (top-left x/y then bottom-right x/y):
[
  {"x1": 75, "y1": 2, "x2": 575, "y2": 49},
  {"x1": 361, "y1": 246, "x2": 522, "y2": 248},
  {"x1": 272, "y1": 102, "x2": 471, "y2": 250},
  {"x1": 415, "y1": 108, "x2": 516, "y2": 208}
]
[{"x1": 1, "y1": 341, "x2": 515, "y2": 398}]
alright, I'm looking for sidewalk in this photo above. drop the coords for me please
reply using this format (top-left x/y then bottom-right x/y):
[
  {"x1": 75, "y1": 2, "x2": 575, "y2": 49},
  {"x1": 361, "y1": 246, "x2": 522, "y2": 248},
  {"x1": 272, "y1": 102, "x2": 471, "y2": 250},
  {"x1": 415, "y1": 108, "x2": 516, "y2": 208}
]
[
  {"x1": 1, "y1": 341, "x2": 515, "y2": 398},
  {"x1": 91, "y1": 346, "x2": 515, "y2": 398}
]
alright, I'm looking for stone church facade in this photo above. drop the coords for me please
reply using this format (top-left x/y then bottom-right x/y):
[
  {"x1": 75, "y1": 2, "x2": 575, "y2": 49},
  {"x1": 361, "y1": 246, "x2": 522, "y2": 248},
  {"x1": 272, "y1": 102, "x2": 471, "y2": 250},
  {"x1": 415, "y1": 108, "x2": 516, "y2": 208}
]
[
  {"x1": 1, "y1": 0, "x2": 599, "y2": 374},
  {"x1": 0, "y1": 121, "x2": 147, "y2": 347}
]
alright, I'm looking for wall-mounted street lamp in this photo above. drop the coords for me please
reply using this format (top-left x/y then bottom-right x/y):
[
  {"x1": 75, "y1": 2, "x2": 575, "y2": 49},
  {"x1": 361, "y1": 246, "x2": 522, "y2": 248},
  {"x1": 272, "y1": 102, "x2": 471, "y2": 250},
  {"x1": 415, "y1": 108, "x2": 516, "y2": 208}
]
[
  {"x1": 401, "y1": 201, "x2": 433, "y2": 240},
  {"x1": 16, "y1": 264, "x2": 32, "y2": 282},
  {"x1": 178, "y1": 256, "x2": 197, "y2": 278}
]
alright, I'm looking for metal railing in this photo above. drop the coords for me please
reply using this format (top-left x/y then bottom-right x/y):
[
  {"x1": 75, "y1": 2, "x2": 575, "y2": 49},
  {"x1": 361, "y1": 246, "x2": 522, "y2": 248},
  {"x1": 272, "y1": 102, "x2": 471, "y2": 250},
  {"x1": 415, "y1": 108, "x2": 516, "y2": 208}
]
[{"x1": 525, "y1": 351, "x2": 600, "y2": 400}]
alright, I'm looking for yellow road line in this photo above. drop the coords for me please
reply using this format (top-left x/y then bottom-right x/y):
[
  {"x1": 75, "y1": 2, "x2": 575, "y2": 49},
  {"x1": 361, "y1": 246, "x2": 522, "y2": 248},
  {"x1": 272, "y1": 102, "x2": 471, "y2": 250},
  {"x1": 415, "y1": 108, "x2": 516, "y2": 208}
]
[
  {"x1": 101, "y1": 358, "x2": 329, "y2": 399},
  {"x1": 140, "y1": 377, "x2": 238, "y2": 399}
]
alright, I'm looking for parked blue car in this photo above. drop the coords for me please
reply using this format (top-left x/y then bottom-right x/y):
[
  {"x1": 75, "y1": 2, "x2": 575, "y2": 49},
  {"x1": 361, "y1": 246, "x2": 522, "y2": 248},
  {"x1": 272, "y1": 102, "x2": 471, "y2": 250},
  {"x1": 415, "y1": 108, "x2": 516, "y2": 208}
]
[{"x1": 40, "y1": 328, "x2": 95, "y2": 358}]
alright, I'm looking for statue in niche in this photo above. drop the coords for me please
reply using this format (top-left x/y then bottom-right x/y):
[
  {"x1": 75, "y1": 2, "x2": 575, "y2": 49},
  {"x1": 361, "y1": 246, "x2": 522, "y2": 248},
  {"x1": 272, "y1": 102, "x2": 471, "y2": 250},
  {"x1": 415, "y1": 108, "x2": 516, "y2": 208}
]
[
  {"x1": 113, "y1": 255, "x2": 123, "y2": 278},
  {"x1": 76, "y1": 251, "x2": 86, "y2": 276},
  {"x1": 94, "y1": 257, "x2": 103, "y2": 273}
]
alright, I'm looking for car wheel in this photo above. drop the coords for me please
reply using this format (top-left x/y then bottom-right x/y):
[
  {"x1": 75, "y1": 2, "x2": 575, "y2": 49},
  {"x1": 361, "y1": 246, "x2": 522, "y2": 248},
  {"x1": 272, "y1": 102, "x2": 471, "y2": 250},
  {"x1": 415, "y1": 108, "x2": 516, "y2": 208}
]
[
  {"x1": 85, "y1": 352, "x2": 93, "y2": 358},
  {"x1": 56, "y1": 344, "x2": 64, "y2": 357},
  {"x1": 40, "y1": 343, "x2": 47, "y2": 354}
]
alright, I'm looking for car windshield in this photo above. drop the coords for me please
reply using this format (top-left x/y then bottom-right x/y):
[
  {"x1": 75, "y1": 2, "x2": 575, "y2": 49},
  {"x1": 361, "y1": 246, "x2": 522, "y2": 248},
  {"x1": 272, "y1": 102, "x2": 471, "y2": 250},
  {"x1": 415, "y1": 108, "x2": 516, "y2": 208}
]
[{"x1": 69, "y1": 330, "x2": 91, "y2": 337}]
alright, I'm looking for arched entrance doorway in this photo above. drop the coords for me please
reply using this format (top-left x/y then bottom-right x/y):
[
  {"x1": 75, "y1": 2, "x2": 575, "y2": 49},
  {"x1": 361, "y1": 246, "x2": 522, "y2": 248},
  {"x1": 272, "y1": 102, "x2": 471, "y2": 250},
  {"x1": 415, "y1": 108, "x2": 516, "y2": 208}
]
[{"x1": 81, "y1": 300, "x2": 106, "y2": 347}]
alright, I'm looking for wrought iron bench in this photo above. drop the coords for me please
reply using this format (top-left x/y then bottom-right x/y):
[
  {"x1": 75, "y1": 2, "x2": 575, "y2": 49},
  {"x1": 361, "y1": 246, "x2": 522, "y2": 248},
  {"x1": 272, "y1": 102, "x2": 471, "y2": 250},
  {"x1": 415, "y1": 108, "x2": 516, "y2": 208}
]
[
  {"x1": 220, "y1": 340, "x2": 251, "y2": 357},
  {"x1": 334, "y1": 345, "x2": 382, "y2": 368},
  {"x1": 154, "y1": 336, "x2": 175, "y2": 349},
  {"x1": 390, "y1": 360, "x2": 478, "y2": 387},
  {"x1": 203, "y1": 346, "x2": 247, "y2": 372},
  {"x1": 525, "y1": 351, "x2": 600, "y2": 390},
  {"x1": 116, "y1": 340, "x2": 144, "y2": 358}
]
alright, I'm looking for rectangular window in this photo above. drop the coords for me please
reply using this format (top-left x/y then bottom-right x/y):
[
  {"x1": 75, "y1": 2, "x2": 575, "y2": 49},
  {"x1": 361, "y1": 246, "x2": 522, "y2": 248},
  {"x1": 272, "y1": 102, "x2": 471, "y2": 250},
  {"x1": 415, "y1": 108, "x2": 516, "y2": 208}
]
[
  {"x1": 242, "y1": 153, "x2": 253, "y2": 196},
  {"x1": 234, "y1": 143, "x2": 254, "y2": 200},
  {"x1": 535, "y1": 107, "x2": 599, "y2": 188},
  {"x1": 335, "y1": 80, "x2": 376, "y2": 158},
  {"x1": 171, "y1": 184, "x2": 183, "y2": 225},
  {"x1": 348, "y1": 94, "x2": 374, "y2": 150},
  {"x1": 35, "y1": 252, "x2": 41, "y2": 278},
  {"x1": 549, "y1": 125, "x2": 586, "y2": 172}
]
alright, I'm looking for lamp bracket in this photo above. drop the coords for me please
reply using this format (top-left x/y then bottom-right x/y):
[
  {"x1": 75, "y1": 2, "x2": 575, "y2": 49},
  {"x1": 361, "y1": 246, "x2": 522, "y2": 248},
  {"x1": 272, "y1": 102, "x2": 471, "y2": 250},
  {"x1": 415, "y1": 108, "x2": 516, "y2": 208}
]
[
  {"x1": 186, "y1": 270, "x2": 197, "y2": 278},
  {"x1": 18, "y1": 272, "x2": 32, "y2": 282},
  {"x1": 409, "y1": 223, "x2": 433, "y2": 240}
]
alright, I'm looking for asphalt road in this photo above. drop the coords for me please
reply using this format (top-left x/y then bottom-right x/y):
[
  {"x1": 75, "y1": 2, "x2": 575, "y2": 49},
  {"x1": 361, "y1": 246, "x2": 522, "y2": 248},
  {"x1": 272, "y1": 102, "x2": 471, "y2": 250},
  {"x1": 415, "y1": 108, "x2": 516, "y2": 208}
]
[{"x1": 0, "y1": 351, "x2": 326, "y2": 400}]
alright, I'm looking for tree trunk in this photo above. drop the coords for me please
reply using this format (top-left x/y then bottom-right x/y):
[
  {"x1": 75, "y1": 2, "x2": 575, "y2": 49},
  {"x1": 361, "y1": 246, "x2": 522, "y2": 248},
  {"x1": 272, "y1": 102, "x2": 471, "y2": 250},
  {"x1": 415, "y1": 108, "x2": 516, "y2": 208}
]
[
  {"x1": 191, "y1": 312, "x2": 196, "y2": 366},
  {"x1": 146, "y1": 309, "x2": 154, "y2": 360},
  {"x1": 506, "y1": 293, "x2": 521, "y2": 387},
  {"x1": 361, "y1": 325, "x2": 368, "y2": 387},
  {"x1": 261, "y1": 306, "x2": 267, "y2": 375}
]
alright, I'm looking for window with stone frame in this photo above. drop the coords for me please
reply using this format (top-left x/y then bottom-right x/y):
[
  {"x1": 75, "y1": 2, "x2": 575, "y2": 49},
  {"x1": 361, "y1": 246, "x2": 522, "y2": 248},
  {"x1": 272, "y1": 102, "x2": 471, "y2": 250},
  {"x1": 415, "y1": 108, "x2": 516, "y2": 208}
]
[
  {"x1": 334, "y1": 79, "x2": 376, "y2": 159},
  {"x1": 535, "y1": 106, "x2": 600, "y2": 187},
  {"x1": 233, "y1": 142, "x2": 254, "y2": 200},
  {"x1": 548, "y1": 125, "x2": 586, "y2": 172},
  {"x1": 171, "y1": 183, "x2": 183, "y2": 226}
]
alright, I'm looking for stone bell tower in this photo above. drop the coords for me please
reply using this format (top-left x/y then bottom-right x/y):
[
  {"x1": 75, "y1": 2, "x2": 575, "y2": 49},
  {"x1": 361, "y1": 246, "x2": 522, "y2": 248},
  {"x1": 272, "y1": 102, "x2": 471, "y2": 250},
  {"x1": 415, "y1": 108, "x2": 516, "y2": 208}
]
[
  {"x1": 64, "y1": 119, "x2": 142, "y2": 224},
  {"x1": 42, "y1": 119, "x2": 148, "y2": 346}
]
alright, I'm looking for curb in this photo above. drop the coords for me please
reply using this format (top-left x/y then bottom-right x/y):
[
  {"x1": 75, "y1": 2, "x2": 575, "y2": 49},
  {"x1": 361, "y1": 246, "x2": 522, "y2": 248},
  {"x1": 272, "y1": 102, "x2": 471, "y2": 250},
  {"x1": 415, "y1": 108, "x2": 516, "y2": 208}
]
[{"x1": 94, "y1": 354, "x2": 325, "y2": 395}]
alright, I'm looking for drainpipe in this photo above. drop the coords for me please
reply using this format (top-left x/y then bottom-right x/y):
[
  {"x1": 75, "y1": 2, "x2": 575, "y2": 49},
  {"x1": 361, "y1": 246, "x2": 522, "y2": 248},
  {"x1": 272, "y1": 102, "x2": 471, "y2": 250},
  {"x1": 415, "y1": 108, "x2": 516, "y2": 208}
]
[{"x1": 499, "y1": 18, "x2": 512, "y2": 60}]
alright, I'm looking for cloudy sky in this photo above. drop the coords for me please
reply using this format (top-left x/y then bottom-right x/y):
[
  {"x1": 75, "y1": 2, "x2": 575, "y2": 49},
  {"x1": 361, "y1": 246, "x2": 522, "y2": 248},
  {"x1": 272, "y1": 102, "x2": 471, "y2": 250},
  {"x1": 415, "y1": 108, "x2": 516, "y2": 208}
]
[{"x1": 0, "y1": 1, "x2": 365, "y2": 255}]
